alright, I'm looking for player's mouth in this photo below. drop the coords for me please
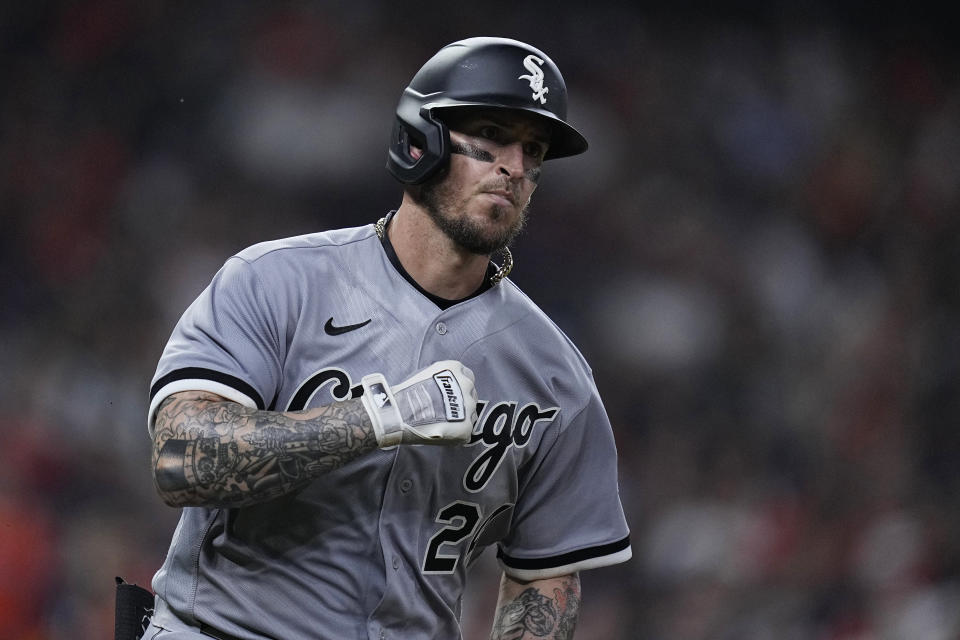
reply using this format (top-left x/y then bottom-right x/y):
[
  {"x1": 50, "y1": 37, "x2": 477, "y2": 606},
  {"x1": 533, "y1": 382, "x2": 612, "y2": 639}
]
[{"x1": 481, "y1": 190, "x2": 516, "y2": 208}]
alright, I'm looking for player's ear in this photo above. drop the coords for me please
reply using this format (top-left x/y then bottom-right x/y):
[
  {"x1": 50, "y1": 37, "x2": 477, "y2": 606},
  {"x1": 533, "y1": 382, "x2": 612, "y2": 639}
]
[{"x1": 402, "y1": 146, "x2": 425, "y2": 202}]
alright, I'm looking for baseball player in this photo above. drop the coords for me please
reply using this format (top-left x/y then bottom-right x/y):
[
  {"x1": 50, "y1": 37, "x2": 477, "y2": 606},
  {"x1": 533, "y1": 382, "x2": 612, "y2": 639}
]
[{"x1": 142, "y1": 37, "x2": 631, "y2": 640}]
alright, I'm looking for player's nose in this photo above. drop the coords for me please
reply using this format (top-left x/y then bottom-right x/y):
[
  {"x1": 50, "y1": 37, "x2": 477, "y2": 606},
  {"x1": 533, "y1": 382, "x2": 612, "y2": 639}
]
[{"x1": 496, "y1": 142, "x2": 526, "y2": 179}]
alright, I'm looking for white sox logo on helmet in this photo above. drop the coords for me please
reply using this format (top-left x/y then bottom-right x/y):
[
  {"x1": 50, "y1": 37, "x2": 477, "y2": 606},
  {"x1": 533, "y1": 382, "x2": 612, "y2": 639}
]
[{"x1": 518, "y1": 54, "x2": 548, "y2": 104}]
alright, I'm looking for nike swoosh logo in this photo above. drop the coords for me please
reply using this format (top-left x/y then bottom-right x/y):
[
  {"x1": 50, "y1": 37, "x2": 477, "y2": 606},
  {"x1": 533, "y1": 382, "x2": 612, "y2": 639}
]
[{"x1": 324, "y1": 317, "x2": 372, "y2": 336}]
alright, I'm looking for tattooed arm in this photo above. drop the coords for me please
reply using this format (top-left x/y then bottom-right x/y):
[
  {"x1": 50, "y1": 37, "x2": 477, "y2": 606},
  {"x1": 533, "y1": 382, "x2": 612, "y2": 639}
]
[
  {"x1": 490, "y1": 572, "x2": 581, "y2": 640},
  {"x1": 151, "y1": 390, "x2": 379, "y2": 508}
]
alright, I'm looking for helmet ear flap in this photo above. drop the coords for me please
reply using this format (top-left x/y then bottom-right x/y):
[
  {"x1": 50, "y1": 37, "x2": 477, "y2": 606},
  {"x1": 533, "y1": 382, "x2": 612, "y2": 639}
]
[{"x1": 387, "y1": 95, "x2": 451, "y2": 185}]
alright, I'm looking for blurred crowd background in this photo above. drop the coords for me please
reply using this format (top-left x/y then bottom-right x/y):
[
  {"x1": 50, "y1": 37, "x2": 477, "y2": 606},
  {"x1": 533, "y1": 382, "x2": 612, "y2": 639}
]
[{"x1": 2, "y1": 2, "x2": 959, "y2": 638}]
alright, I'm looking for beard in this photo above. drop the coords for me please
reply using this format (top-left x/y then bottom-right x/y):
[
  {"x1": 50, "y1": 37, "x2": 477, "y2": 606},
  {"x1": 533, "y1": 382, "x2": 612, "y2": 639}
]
[{"x1": 418, "y1": 178, "x2": 529, "y2": 255}]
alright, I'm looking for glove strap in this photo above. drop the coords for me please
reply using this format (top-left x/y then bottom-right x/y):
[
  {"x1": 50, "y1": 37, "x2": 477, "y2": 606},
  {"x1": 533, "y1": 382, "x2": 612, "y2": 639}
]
[{"x1": 360, "y1": 373, "x2": 404, "y2": 448}]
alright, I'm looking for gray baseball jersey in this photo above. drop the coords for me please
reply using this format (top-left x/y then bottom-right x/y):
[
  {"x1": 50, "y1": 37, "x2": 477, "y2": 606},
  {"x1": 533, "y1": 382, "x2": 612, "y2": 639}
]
[{"x1": 148, "y1": 216, "x2": 631, "y2": 639}]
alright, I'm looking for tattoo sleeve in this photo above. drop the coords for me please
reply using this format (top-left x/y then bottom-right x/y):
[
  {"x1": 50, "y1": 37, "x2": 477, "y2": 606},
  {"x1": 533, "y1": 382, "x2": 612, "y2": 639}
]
[
  {"x1": 490, "y1": 572, "x2": 581, "y2": 640},
  {"x1": 151, "y1": 391, "x2": 378, "y2": 507}
]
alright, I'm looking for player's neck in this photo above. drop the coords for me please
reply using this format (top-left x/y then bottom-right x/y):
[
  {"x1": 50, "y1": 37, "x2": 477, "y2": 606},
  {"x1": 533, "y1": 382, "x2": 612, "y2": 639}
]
[{"x1": 388, "y1": 204, "x2": 490, "y2": 300}]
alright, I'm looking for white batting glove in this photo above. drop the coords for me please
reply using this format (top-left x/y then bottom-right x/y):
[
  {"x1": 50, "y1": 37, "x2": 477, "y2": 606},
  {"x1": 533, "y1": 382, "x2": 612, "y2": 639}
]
[{"x1": 360, "y1": 360, "x2": 478, "y2": 448}]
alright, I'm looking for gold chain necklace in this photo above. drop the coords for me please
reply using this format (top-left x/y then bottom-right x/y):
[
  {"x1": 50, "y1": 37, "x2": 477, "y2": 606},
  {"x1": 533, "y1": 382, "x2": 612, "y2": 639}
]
[{"x1": 375, "y1": 216, "x2": 513, "y2": 286}]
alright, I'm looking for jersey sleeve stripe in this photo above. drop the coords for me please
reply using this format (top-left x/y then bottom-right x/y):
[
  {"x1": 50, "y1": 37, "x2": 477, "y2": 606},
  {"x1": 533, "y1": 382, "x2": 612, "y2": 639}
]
[
  {"x1": 150, "y1": 367, "x2": 265, "y2": 408},
  {"x1": 497, "y1": 536, "x2": 631, "y2": 580}
]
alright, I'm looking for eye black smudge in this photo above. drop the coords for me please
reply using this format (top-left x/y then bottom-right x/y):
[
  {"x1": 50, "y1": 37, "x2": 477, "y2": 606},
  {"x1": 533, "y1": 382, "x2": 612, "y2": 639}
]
[{"x1": 451, "y1": 141, "x2": 494, "y2": 163}]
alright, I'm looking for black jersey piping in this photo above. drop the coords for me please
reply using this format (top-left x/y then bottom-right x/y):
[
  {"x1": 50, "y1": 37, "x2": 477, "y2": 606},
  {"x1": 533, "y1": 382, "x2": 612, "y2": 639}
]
[
  {"x1": 497, "y1": 535, "x2": 631, "y2": 570},
  {"x1": 150, "y1": 367, "x2": 266, "y2": 410}
]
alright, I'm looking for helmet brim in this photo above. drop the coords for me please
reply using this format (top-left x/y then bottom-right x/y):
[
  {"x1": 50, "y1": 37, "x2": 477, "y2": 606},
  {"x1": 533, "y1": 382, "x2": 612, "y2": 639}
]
[{"x1": 428, "y1": 103, "x2": 588, "y2": 160}]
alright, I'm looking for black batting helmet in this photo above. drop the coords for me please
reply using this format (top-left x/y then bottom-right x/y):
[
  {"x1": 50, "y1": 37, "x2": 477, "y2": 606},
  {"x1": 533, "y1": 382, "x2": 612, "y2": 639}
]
[{"x1": 386, "y1": 37, "x2": 589, "y2": 185}]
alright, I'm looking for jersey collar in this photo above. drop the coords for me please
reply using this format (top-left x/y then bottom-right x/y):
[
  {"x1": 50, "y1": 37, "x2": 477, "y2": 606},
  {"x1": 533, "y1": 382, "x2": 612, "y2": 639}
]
[{"x1": 377, "y1": 211, "x2": 497, "y2": 310}]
